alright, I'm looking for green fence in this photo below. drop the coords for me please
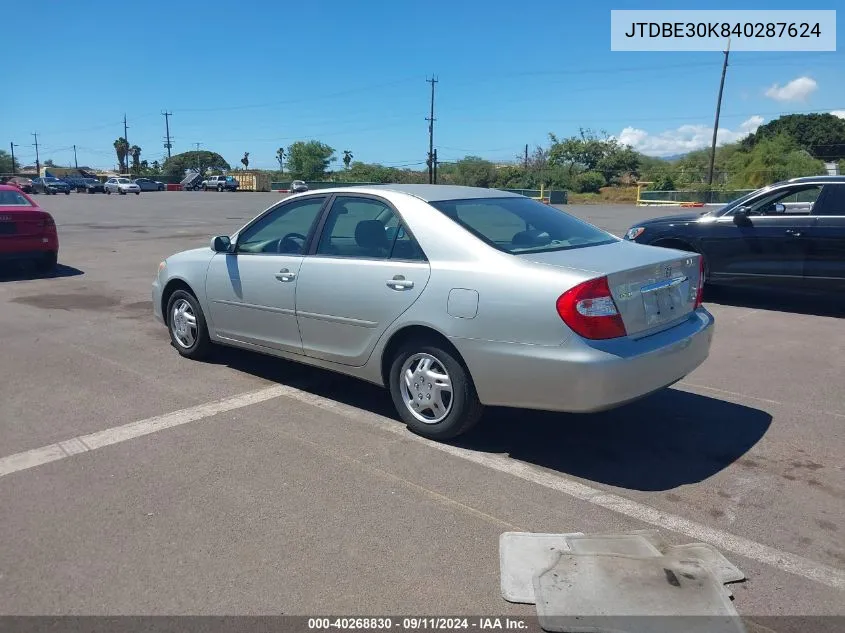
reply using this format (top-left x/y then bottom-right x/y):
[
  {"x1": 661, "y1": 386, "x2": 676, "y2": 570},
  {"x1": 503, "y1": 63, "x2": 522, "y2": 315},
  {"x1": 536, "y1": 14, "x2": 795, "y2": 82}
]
[{"x1": 269, "y1": 182, "x2": 567, "y2": 204}]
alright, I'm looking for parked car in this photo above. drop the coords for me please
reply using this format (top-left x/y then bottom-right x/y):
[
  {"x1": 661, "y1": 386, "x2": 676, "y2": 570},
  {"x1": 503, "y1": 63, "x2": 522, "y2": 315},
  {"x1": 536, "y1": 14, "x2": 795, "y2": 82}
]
[
  {"x1": 104, "y1": 177, "x2": 141, "y2": 195},
  {"x1": 5, "y1": 176, "x2": 34, "y2": 193},
  {"x1": 133, "y1": 178, "x2": 165, "y2": 192},
  {"x1": 82, "y1": 178, "x2": 105, "y2": 193},
  {"x1": 290, "y1": 180, "x2": 308, "y2": 193},
  {"x1": 32, "y1": 177, "x2": 71, "y2": 195},
  {"x1": 0, "y1": 185, "x2": 59, "y2": 274},
  {"x1": 625, "y1": 175, "x2": 845, "y2": 292},
  {"x1": 152, "y1": 185, "x2": 713, "y2": 440},
  {"x1": 202, "y1": 175, "x2": 239, "y2": 192}
]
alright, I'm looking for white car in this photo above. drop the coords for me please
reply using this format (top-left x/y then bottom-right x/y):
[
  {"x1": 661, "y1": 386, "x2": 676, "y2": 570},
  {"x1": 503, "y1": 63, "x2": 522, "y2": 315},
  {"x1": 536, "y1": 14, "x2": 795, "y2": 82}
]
[{"x1": 105, "y1": 177, "x2": 141, "y2": 195}]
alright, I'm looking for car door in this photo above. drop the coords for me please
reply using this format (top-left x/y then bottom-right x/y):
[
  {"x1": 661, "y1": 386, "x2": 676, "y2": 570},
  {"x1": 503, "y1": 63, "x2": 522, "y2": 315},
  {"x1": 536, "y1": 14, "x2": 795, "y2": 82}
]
[
  {"x1": 803, "y1": 183, "x2": 845, "y2": 289},
  {"x1": 701, "y1": 184, "x2": 820, "y2": 286},
  {"x1": 204, "y1": 195, "x2": 328, "y2": 353},
  {"x1": 295, "y1": 195, "x2": 431, "y2": 366}
]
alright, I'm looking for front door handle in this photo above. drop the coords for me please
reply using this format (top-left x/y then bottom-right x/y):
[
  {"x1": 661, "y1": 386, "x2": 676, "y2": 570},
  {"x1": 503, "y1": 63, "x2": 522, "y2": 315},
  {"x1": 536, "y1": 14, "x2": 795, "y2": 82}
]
[
  {"x1": 387, "y1": 275, "x2": 414, "y2": 290},
  {"x1": 274, "y1": 268, "x2": 296, "y2": 282},
  {"x1": 785, "y1": 229, "x2": 803, "y2": 238}
]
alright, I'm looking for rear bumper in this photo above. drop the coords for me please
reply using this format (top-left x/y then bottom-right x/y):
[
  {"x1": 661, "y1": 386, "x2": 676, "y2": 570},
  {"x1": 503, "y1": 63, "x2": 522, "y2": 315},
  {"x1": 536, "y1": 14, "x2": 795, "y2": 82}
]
[
  {"x1": 0, "y1": 248, "x2": 56, "y2": 262},
  {"x1": 454, "y1": 308, "x2": 715, "y2": 413}
]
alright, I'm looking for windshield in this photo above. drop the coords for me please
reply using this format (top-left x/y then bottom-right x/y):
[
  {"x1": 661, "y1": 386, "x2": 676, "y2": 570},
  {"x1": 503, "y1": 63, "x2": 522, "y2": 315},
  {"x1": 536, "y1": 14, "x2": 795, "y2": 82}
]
[
  {"x1": 429, "y1": 197, "x2": 617, "y2": 254},
  {"x1": 118, "y1": 178, "x2": 131, "y2": 184},
  {"x1": 45, "y1": 177, "x2": 60, "y2": 183}
]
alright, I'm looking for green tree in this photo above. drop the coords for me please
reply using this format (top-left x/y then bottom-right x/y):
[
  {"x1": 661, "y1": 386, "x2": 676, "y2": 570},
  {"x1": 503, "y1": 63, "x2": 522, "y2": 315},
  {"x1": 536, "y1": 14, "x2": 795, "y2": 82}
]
[
  {"x1": 162, "y1": 150, "x2": 230, "y2": 177},
  {"x1": 286, "y1": 141, "x2": 335, "y2": 180},
  {"x1": 0, "y1": 149, "x2": 19, "y2": 174},
  {"x1": 742, "y1": 113, "x2": 845, "y2": 161},
  {"x1": 574, "y1": 171, "x2": 606, "y2": 193},
  {"x1": 453, "y1": 156, "x2": 496, "y2": 187},
  {"x1": 114, "y1": 137, "x2": 129, "y2": 172},
  {"x1": 343, "y1": 150, "x2": 353, "y2": 170},
  {"x1": 129, "y1": 145, "x2": 141, "y2": 175}
]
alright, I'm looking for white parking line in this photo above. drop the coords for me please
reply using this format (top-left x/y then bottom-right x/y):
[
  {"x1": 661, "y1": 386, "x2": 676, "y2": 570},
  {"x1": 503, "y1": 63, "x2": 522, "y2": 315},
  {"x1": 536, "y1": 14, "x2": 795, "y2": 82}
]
[
  {"x1": 0, "y1": 385, "x2": 292, "y2": 478},
  {"x1": 1, "y1": 383, "x2": 843, "y2": 591}
]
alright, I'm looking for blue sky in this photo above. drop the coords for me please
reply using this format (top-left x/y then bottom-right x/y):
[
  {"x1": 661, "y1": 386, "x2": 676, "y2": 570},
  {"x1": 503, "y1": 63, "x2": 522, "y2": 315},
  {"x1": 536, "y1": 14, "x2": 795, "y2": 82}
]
[{"x1": 2, "y1": 0, "x2": 843, "y2": 171}]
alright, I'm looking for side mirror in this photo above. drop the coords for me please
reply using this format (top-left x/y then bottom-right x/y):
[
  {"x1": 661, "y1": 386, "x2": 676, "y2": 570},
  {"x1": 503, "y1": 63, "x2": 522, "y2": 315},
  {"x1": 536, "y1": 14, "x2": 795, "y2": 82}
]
[
  {"x1": 211, "y1": 235, "x2": 231, "y2": 252},
  {"x1": 733, "y1": 207, "x2": 752, "y2": 226}
]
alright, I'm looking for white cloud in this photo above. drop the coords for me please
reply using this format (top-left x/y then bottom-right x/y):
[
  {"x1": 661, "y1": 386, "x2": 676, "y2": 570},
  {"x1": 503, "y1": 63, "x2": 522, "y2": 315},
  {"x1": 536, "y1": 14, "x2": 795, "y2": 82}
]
[
  {"x1": 764, "y1": 76, "x2": 817, "y2": 102},
  {"x1": 616, "y1": 116, "x2": 763, "y2": 157},
  {"x1": 832, "y1": 110, "x2": 845, "y2": 119}
]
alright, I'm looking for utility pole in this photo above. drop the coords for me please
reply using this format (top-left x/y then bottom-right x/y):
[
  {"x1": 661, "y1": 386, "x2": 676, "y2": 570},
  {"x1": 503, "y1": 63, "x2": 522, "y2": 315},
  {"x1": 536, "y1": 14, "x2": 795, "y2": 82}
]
[
  {"x1": 524, "y1": 144, "x2": 529, "y2": 169},
  {"x1": 194, "y1": 142, "x2": 202, "y2": 173},
  {"x1": 10, "y1": 142, "x2": 18, "y2": 175},
  {"x1": 32, "y1": 132, "x2": 41, "y2": 175},
  {"x1": 426, "y1": 75, "x2": 438, "y2": 184},
  {"x1": 73, "y1": 145, "x2": 78, "y2": 169},
  {"x1": 707, "y1": 39, "x2": 730, "y2": 201},
  {"x1": 123, "y1": 114, "x2": 129, "y2": 173},
  {"x1": 162, "y1": 111, "x2": 173, "y2": 160}
]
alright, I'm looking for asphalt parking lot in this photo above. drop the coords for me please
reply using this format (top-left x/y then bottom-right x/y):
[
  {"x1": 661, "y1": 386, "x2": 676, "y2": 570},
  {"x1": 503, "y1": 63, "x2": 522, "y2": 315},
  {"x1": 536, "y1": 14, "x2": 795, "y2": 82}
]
[{"x1": 0, "y1": 192, "x2": 843, "y2": 626}]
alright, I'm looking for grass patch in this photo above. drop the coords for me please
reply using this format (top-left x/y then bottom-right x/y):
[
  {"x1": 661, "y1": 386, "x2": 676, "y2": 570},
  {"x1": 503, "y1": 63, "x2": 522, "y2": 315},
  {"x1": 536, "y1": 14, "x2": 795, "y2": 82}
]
[{"x1": 568, "y1": 187, "x2": 638, "y2": 205}]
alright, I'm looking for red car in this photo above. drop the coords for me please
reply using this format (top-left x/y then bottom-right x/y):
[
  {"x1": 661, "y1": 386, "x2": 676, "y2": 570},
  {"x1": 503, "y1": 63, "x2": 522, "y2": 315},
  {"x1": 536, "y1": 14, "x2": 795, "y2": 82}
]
[{"x1": 0, "y1": 184, "x2": 59, "y2": 274}]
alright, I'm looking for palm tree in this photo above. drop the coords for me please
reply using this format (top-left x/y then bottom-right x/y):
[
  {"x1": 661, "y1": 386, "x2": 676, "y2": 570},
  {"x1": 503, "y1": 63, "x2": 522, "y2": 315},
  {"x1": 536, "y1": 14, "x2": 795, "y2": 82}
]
[
  {"x1": 343, "y1": 150, "x2": 353, "y2": 170},
  {"x1": 241, "y1": 152, "x2": 249, "y2": 170},
  {"x1": 276, "y1": 147, "x2": 285, "y2": 171},
  {"x1": 114, "y1": 137, "x2": 129, "y2": 173},
  {"x1": 129, "y1": 145, "x2": 142, "y2": 175}
]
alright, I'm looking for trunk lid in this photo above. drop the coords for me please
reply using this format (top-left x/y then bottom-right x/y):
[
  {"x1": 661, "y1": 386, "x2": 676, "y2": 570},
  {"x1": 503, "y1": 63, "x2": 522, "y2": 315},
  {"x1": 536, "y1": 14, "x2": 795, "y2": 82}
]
[
  {"x1": 0, "y1": 208, "x2": 50, "y2": 237},
  {"x1": 518, "y1": 240, "x2": 703, "y2": 338}
]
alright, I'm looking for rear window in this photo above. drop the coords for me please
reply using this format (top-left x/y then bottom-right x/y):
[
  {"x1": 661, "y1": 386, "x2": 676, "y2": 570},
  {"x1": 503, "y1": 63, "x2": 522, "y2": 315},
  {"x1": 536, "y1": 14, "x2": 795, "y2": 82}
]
[
  {"x1": 429, "y1": 197, "x2": 616, "y2": 254},
  {"x1": 0, "y1": 190, "x2": 34, "y2": 206}
]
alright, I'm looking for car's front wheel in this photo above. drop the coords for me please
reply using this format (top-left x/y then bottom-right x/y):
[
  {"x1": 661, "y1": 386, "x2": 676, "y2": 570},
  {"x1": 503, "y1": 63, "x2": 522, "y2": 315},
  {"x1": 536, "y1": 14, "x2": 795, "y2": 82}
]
[
  {"x1": 388, "y1": 342, "x2": 483, "y2": 440},
  {"x1": 166, "y1": 290, "x2": 212, "y2": 360}
]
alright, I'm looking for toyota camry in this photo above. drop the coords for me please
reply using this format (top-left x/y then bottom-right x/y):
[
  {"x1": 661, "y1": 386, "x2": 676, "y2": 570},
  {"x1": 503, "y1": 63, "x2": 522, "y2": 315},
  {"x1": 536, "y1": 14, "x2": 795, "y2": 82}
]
[{"x1": 152, "y1": 185, "x2": 714, "y2": 439}]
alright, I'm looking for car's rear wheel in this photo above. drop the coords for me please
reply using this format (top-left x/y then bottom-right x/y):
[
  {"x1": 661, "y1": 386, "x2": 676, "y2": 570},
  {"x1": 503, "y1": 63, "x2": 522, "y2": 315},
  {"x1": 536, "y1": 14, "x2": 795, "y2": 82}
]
[
  {"x1": 388, "y1": 342, "x2": 483, "y2": 440},
  {"x1": 217, "y1": 185, "x2": 223, "y2": 192},
  {"x1": 166, "y1": 290, "x2": 212, "y2": 360}
]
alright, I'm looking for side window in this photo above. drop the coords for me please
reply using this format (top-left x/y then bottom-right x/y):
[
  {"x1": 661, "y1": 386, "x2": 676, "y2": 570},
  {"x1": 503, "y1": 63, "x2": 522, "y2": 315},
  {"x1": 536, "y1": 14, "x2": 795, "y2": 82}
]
[
  {"x1": 316, "y1": 196, "x2": 425, "y2": 260},
  {"x1": 236, "y1": 197, "x2": 326, "y2": 255},
  {"x1": 813, "y1": 185, "x2": 845, "y2": 216},
  {"x1": 748, "y1": 185, "x2": 822, "y2": 216}
]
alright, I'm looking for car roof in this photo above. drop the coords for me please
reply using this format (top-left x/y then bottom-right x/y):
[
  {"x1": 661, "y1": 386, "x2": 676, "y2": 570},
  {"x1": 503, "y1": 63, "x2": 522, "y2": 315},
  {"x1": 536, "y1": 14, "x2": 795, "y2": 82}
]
[
  {"x1": 310, "y1": 184, "x2": 524, "y2": 202},
  {"x1": 785, "y1": 175, "x2": 845, "y2": 184}
]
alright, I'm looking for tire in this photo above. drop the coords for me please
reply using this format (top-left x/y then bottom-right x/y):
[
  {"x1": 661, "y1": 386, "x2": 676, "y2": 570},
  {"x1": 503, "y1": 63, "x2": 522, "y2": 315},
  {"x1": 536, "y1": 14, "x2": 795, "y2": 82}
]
[
  {"x1": 166, "y1": 289, "x2": 212, "y2": 360},
  {"x1": 64, "y1": 190, "x2": 70, "y2": 195},
  {"x1": 217, "y1": 185, "x2": 223, "y2": 192},
  {"x1": 388, "y1": 341, "x2": 483, "y2": 440},
  {"x1": 34, "y1": 252, "x2": 57, "y2": 275},
  {"x1": 202, "y1": 185, "x2": 208, "y2": 191},
  {"x1": 106, "y1": 189, "x2": 111, "y2": 194},
  {"x1": 135, "y1": 191, "x2": 140, "y2": 195}
]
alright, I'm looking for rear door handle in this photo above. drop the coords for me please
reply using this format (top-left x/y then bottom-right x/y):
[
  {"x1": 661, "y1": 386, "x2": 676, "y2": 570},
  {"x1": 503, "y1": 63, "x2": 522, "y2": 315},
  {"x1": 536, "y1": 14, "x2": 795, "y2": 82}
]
[
  {"x1": 274, "y1": 268, "x2": 296, "y2": 282},
  {"x1": 387, "y1": 275, "x2": 414, "y2": 290}
]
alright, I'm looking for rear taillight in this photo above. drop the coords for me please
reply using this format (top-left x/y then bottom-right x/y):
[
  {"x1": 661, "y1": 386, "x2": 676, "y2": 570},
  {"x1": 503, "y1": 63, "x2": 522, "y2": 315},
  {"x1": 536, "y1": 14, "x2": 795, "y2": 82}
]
[
  {"x1": 694, "y1": 256, "x2": 705, "y2": 309},
  {"x1": 41, "y1": 216, "x2": 56, "y2": 233},
  {"x1": 556, "y1": 276, "x2": 627, "y2": 340}
]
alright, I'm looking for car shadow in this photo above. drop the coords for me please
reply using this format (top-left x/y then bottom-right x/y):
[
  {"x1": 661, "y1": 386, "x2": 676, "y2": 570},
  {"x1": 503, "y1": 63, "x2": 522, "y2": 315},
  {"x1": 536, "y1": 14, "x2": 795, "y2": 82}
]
[
  {"x1": 705, "y1": 285, "x2": 845, "y2": 318},
  {"x1": 0, "y1": 263, "x2": 85, "y2": 282},
  {"x1": 205, "y1": 346, "x2": 772, "y2": 492}
]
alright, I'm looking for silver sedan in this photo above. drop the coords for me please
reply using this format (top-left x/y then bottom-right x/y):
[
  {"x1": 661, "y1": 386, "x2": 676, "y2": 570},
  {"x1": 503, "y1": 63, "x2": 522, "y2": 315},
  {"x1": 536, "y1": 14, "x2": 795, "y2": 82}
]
[{"x1": 152, "y1": 185, "x2": 714, "y2": 439}]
